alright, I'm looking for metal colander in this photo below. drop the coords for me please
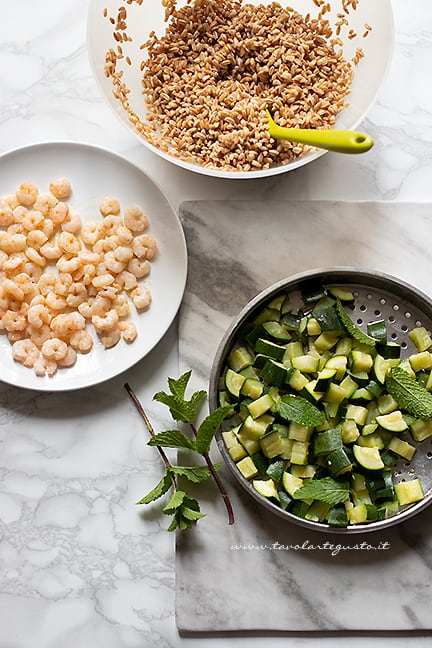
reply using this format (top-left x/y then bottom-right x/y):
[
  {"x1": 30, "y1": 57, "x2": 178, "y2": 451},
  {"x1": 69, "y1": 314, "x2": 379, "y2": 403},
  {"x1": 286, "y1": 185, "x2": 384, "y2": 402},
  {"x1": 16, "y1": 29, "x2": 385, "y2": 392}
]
[{"x1": 209, "y1": 267, "x2": 432, "y2": 534}]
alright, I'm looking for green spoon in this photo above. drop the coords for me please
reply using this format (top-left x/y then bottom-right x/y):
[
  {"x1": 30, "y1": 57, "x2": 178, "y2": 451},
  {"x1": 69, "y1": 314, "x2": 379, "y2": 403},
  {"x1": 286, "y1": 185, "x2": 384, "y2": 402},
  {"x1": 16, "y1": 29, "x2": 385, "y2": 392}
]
[{"x1": 267, "y1": 110, "x2": 374, "y2": 154}]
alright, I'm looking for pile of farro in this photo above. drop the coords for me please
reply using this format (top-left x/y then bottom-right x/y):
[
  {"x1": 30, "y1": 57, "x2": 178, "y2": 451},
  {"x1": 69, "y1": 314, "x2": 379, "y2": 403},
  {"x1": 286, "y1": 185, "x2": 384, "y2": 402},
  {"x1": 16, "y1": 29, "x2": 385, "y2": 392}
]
[{"x1": 104, "y1": 0, "x2": 370, "y2": 172}]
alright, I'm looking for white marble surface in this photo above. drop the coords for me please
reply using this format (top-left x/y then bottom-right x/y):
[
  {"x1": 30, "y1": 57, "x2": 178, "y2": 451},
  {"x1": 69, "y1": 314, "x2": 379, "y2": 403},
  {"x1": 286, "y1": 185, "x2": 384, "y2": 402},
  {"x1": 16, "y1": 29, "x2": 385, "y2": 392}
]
[{"x1": 1, "y1": 1, "x2": 432, "y2": 647}]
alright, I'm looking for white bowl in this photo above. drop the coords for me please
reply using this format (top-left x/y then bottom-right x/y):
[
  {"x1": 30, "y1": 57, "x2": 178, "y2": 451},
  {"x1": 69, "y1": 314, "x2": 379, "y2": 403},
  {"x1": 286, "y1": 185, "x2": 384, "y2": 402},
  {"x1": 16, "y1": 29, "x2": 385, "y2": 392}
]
[{"x1": 88, "y1": 0, "x2": 394, "y2": 179}]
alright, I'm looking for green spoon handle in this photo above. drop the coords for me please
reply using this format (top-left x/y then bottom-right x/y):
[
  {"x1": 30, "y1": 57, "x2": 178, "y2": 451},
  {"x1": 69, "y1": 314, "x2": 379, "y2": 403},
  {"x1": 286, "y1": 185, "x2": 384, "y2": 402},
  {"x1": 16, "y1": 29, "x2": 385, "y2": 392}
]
[{"x1": 267, "y1": 114, "x2": 374, "y2": 154}]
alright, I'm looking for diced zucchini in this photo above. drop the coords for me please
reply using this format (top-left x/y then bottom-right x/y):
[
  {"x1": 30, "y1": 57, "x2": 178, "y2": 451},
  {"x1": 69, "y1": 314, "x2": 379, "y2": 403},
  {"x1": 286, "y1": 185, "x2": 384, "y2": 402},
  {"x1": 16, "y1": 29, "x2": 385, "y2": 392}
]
[
  {"x1": 287, "y1": 422, "x2": 312, "y2": 442},
  {"x1": 302, "y1": 379, "x2": 324, "y2": 402},
  {"x1": 373, "y1": 354, "x2": 391, "y2": 384},
  {"x1": 350, "y1": 350, "x2": 373, "y2": 374},
  {"x1": 345, "y1": 404, "x2": 368, "y2": 426},
  {"x1": 252, "y1": 307, "x2": 279, "y2": 325},
  {"x1": 282, "y1": 471, "x2": 303, "y2": 496},
  {"x1": 353, "y1": 445, "x2": 384, "y2": 470},
  {"x1": 364, "y1": 380, "x2": 384, "y2": 399},
  {"x1": 268, "y1": 294, "x2": 285, "y2": 312},
  {"x1": 290, "y1": 464, "x2": 316, "y2": 479},
  {"x1": 240, "y1": 413, "x2": 274, "y2": 440},
  {"x1": 398, "y1": 358, "x2": 416, "y2": 377},
  {"x1": 409, "y1": 351, "x2": 432, "y2": 372},
  {"x1": 313, "y1": 427, "x2": 343, "y2": 455},
  {"x1": 266, "y1": 459, "x2": 286, "y2": 482},
  {"x1": 247, "y1": 393, "x2": 274, "y2": 419},
  {"x1": 394, "y1": 478, "x2": 424, "y2": 505},
  {"x1": 325, "y1": 354, "x2": 347, "y2": 380},
  {"x1": 286, "y1": 368, "x2": 309, "y2": 391},
  {"x1": 326, "y1": 447, "x2": 352, "y2": 477},
  {"x1": 306, "y1": 317, "x2": 322, "y2": 336},
  {"x1": 236, "y1": 456, "x2": 258, "y2": 479},
  {"x1": 375, "y1": 410, "x2": 408, "y2": 432},
  {"x1": 240, "y1": 377, "x2": 264, "y2": 400},
  {"x1": 362, "y1": 422, "x2": 378, "y2": 436},
  {"x1": 228, "y1": 443, "x2": 248, "y2": 461},
  {"x1": 376, "y1": 342, "x2": 401, "y2": 360},
  {"x1": 377, "y1": 501, "x2": 399, "y2": 520},
  {"x1": 388, "y1": 437, "x2": 416, "y2": 461},
  {"x1": 227, "y1": 346, "x2": 254, "y2": 372},
  {"x1": 408, "y1": 326, "x2": 432, "y2": 352},
  {"x1": 291, "y1": 354, "x2": 320, "y2": 373},
  {"x1": 334, "y1": 337, "x2": 353, "y2": 356},
  {"x1": 253, "y1": 479, "x2": 280, "y2": 501},
  {"x1": 236, "y1": 433, "x2": 259, "y2": 456},
  {"x1": 260, "y1": 426, "x2": 293, "y2": 460},
  {"x1": 314, "y1": 331, "x2": 339, "y2": 352},
  {"x1": 239, "y1": 365, "x2": 258, "y2": 379},
  {"x1": 328, "y1": 286, "x2": 354, "y2": 302},
  {"x1": 222, "y1": 429, "x2": 238, "y2": 449},
  {"x1": 367, "y1": 319, "x2": 387, "y2": 344},
  {"x1": 290, "y1": 440, "x2": 309, "y2": 465},
  {"x1": 351, "y1": 387, "x2": 374, "y2": 401},
  {"x1": 356, "y1": 432, "x2": 385, "y2": 449},
  {"x1": 351, "y1": 487, "x2": 373, "y2": 507},
  {"x1": 377, "y1": 393, "x2": 399, "y2": 415},
  {"x1": 410, "y1": 418, "x2": 432, "y2": 442},
  {"x1": 375, "y1": 471, "x2": 395, "y2": 501},
  {"x1": 345, "y1": 502, "x2": 377, "y2": 524},
  {"x1": 305, "y1": 500, "x2": 331, "y2": 522},
  {"x1": 314, "y1": 368, "x2": 337, "y2": 391},
  {"x1": 324, "y1": 382, "x2": 348, "y2": 406},
  {"x1": 282, "y1": 312, "x2": 302, "y2": 330},
  {"x1": 260, "y1": 358, "x2": 288, "y2": 387},
  {"x1": 225, "y1": 368, "x2": 245, "y2": 398},
  {"x1": 340, "y1": 419, "x2": 360, "y2": 444},
  {"x1": 312, "y1": 296, "x2": 343, "y2": 332},
  {"x1": 254, "y1": 338, "x2": 286, "y2": 361},
  {"x1": 261, "y1": 320, "x2": 291, "y2": 343},
  {"x1": 283, "y1": 341, "x2": 304, "y2": 360},
  {"x1": 302, "y1": 281, "x2": 327, "y2": 304},
  {"x1": 328, "y1": 504, "x2": 348, "y2": 527}
]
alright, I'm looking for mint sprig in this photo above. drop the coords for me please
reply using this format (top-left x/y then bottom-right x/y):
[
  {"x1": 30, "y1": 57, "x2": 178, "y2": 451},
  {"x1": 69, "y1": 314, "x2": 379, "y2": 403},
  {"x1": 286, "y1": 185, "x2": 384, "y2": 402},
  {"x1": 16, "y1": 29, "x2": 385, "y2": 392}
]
[{"x1": 125, "y1": 372, "x2": 234, "y2": 531}]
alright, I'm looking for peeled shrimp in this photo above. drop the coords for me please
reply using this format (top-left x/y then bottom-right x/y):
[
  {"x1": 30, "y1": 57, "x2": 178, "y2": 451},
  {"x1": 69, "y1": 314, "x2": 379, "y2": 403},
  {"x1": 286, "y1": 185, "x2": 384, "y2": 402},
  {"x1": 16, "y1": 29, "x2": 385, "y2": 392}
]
[
  {"x1": 12, "y1": 339, "x2": 40, "y2": 368},
  {"x1": 119, "y1": 321, "x2": 138, "y2": 343},
  {"x1": 41, "y1": 337, "x2": 68, "y2": 361},
  {"x1": 49, "y1": 177, "x2": 71, "y2": 200},
  {"x1": 123, "y1": 205, "x2": 148, "y2": 233}
]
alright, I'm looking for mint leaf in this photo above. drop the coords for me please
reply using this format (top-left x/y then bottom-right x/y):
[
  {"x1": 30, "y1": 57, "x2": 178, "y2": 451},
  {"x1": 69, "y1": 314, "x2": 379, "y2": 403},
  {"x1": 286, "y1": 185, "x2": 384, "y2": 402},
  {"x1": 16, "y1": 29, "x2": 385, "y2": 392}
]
[
  {"x1": 148, "y1": 429, "x2": 196, "y2": 450},
  {"x1": 163, "y1": 490, "x2": 187, "y2": 515},
  {"x1": 153, "y1": 392, "x2": 191, "y2": 422},
  {"x1": 136, "y1": 472, "x2": 172, "y2": 505},
  {"x1": 168, "y1": 370, "x2": 191, "y2": 400},
  {"x1": 335, "y1": 299, "x2": 376, "y2": 347},
  {"x1": 153, "y1": 390, "x2": 206, "y2": 423},
  {"x1": 169, "y1": 465, "x2": 218, "y2": 483},
  {"x1": 386, "y1": 367, "x2": 432, "y2": 418},
  {"x1": 195, "y1": 405, "x2": 232, "y2": 454},
  {"x1": 276, "y1": 394, "x2": 325, "y2": 427},
  {"x1": 181, "y1": 506, "x2": 206, "y2": 521},
  {"x1": 293, "y1": 477, "x2": 350, "y2": 504}
]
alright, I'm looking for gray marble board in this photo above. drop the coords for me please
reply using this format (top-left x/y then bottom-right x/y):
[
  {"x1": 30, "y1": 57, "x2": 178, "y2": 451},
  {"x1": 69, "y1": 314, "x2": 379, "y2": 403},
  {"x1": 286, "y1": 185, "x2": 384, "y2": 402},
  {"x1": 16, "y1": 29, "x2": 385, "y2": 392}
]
[{"x1": 176, "y1": 200, "x2": 432, "y2": 635}]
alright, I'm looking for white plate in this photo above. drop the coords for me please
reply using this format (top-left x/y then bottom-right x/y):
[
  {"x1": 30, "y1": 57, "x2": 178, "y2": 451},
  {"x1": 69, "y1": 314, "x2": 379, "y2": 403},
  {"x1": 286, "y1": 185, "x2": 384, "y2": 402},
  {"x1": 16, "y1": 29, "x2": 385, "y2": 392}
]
[
  {"x1": 0, "y1": 142, "x2": 187, "y2": 391},
  {"x1": 87, "y1": 0, "x2": 394, "y2": 179}
]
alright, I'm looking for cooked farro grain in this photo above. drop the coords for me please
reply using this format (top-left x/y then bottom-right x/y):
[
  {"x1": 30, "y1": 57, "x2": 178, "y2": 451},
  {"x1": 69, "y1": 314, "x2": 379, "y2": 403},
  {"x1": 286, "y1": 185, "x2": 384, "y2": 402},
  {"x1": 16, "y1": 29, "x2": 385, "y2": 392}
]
[{"x1": 104, "y1": 0, "x2": 369, "y2": 172}]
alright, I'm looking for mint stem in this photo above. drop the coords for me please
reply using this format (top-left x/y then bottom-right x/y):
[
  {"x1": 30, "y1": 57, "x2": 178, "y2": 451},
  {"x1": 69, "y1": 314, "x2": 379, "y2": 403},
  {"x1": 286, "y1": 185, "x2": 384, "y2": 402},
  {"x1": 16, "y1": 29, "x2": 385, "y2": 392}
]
[
  {"x1": 124, "y1": 382, "x2": 177, "y2": 492},
  {"x1": 189, "y1": 423, "x2": 235, "y2": 525}
]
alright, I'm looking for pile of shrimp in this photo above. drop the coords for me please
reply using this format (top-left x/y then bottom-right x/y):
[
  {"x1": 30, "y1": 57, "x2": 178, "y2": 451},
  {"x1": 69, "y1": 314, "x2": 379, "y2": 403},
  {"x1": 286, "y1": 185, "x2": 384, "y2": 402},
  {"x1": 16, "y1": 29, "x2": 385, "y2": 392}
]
[{"x1": 0, "y1": 178, "x2": 158, "y2": 377}]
